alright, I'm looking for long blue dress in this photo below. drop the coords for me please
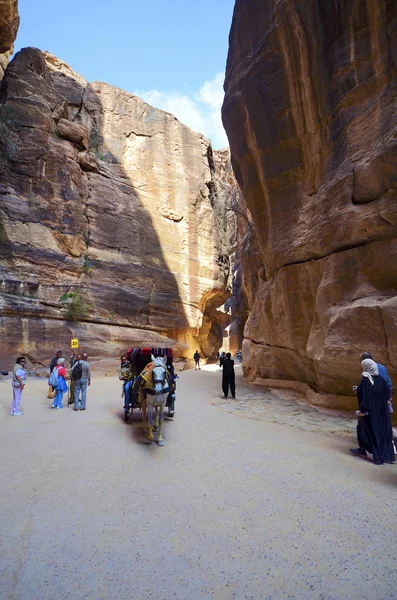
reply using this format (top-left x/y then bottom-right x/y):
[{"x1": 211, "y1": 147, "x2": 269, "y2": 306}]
[{"x1": 357, "y1": 375, "x2": 394, "y2": 464}]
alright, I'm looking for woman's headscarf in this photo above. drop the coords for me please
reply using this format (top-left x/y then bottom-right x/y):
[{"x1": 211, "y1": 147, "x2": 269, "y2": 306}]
[{"x1": 361, "y1": 358, "x2": 379, "y2": 385}]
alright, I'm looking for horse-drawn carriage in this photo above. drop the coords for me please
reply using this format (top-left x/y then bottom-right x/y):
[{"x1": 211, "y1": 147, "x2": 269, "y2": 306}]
[{"x1": 121, "y1": 347, "x2": 177, "y2": 445}]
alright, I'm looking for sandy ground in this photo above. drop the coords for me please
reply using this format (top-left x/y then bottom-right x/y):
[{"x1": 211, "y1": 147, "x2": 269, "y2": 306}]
[{"x1": 1, "y1": 365, "x2": 397, "y2": 600}]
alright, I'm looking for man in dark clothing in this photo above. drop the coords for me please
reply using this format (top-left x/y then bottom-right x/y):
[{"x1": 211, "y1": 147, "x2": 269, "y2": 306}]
[
  {"x1": 48, "y1": 350, "x2": 62, "y2": 398},
  {"x1": 50, "y1": 350, "x2": 63, "y2": 372},
  {"x1": 69, "y1": 353, "x2": 82, "y2": 404},
  {"x1": 222, "y1": 352, "x2": 236, "y2": 399},
  {"x1": 193, "y1": 350, "x2": 201, "y2": 370}
]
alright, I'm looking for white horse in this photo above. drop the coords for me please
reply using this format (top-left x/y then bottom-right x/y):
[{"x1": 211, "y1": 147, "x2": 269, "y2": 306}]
[{"x1": 141, "y1": 354, "x2": 169, "y2": 446}]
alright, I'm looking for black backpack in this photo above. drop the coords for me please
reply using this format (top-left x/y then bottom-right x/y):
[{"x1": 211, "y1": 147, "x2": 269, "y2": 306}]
[{"x1": 71, "y1": 361, "x2": 83, "y2": 380}]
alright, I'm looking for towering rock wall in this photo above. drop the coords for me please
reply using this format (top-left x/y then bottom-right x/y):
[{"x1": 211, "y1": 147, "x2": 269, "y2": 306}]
[
  {"x1": 223, "y1": 1, "x2": 397, "y2": 406},
  {"x1": 0, "y1": 0, "x2": 19, "y2": 78},
  {"x1": 0, "y1": 48, "x2": 232, "y2": 368}
]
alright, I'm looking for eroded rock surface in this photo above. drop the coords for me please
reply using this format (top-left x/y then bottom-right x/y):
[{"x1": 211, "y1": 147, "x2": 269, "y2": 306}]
[
  {"x1": 0, "y1": 48, "x2": 232, "y2": 368},
  {"x1": 223, "y1": 0, "x2": 397, "y2": 406},
  {"x1": 0, "y1": 0, "x2": 19, "y2": 78}
]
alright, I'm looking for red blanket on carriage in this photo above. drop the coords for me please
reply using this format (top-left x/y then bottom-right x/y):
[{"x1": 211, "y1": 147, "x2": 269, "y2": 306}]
[{"x1": 126, "y1": 347, "x2": 173, "y2": 362}]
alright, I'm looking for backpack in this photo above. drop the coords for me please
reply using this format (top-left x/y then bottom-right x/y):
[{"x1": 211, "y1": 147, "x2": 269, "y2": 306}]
[
  {"x1": 49, "y1": 367, "x2": 59, "y2": 387},
  {"x1": 71, "y1": 361, "x2": 83, "y2": 380}
]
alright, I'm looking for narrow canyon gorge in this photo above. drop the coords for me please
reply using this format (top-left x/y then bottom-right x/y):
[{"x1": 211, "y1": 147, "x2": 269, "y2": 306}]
[{"x1": 1, "y1": 1, "x2": 396, "y2": 411}]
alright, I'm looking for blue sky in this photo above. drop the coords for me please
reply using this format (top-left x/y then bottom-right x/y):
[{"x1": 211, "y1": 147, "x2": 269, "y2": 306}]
[{"x1": 15, "y1": 0, "x2": 235, "y2": 148}]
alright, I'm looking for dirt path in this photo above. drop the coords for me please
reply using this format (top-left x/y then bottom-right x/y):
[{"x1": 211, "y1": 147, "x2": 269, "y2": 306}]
[{"x1": 1, "y1": 365, "x2": 396, "y2": 600}]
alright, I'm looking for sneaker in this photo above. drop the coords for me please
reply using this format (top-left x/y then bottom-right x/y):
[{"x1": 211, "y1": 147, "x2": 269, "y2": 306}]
[
  {"x1": 73, "y1": 408, "x2": 78, "y2": 411},
  {"x1": 349, "y1": 448, "x2": 367, "y2": 457},
  {"x1": 9, "y1": 410, "x2": 14, "y2": 416},
  {"x1": 13, "y1": 410, "x2": 24, "y2": 416},
  {"x1": 80, "y1": 408, "x2": 86, "y2": 411},
  {"x1": 56, "y1": 406, "x2": 63, "y2": 410},
  {"x1": 51, "y1": 405, "x2": 56, "y2": 409}
]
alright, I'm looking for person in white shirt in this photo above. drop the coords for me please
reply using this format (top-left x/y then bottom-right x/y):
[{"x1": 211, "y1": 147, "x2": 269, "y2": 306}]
[{"x1": 10, "y1": 356, "x2": 27, "y2": 416}]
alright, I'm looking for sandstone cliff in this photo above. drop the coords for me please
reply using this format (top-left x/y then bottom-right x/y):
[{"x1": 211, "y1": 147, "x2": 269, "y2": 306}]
[
  {"x1": 0, "y1": 48, "x2": 232, "y2": 368},
  {"x1": 223, "y1": 0, "x2": 397, "y2": 407},
  {"x1": 0, "y1": 0, "x2": 19, "y2": 78}
]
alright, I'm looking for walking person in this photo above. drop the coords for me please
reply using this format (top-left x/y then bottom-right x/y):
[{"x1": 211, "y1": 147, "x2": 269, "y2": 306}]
[
  {"x1": 48, "y1": 349, "x2": 62, "y2": 399},
  {"x1": 222, "y1": 352, "x2": 236, "y2": 399},
  {"x1": 10, "y1": 356, "x2": 27, "y2": 416},
  {"x1": 350, "y1": 358, "x2": 394, "y2": 465},
  {"x1": 193, "y1": 350, "x2": 201, "y2": 370},
  {"x1": 72, "y1": 352, "x2": 91, "y2": 411},
  {"x1": 52, "y1": 358, "x2": 68, "y2": 409}
]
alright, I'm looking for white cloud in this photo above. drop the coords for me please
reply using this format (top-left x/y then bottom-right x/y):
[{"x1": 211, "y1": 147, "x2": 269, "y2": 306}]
[{"x1": 134, "y1": 73, "x2": 228, "y2": 150}]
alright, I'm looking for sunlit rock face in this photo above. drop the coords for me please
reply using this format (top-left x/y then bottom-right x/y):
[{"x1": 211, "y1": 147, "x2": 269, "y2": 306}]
[
  {"x1": 0, "y1": 0, "x2": 19, "y2": 78},
  {"x1": 0, "y1": 48, "x2": 232, "y2": 368},
  {"x1": 222, "y1": 0, "x2": 397, "y2": 404}
]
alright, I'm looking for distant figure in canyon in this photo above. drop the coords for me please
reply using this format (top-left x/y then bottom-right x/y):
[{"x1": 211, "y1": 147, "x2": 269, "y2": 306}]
[
  {"x1": 10, "y1": 356, "x2": 27, "y2": 416},
  {"x1": 350, "y1": 359, "x2": 394, "y2": 465},
  {"x1": 48, "y1": 350, "x2": 63, "y2": 399},
  {"x1": 222, "y1": 353, "x2": 236, "y2": 399},
  {"x1": 193, "y1": 350, "x2": 201, "y2": 370}
]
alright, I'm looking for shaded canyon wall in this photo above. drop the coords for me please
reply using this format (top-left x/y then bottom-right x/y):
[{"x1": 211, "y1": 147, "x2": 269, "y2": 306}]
[
  {"x1": 0, "y1": 47, "x2": 233, "y2": 369},
  {"x1": 223, "y1": 0, "x2": 397, "y2": 407}
]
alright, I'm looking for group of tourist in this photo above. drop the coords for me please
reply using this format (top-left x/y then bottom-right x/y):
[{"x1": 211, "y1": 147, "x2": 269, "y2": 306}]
[
  {"x1": 48, "y1": 349, "x2": 91, "y2": 411},
  {"x1": 10, "y1": 349, "x2": 91, "y2": 416}
]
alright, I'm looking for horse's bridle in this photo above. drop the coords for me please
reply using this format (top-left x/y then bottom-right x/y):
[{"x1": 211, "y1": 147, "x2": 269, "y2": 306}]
[{"x1": 152, "y1": 368, "x2": 166, "y2": 386}]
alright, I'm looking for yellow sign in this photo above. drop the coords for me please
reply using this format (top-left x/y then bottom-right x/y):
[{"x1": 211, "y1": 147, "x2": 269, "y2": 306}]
[{"x1": 71, "y1": 338, "x2": 79, "y2": 349}]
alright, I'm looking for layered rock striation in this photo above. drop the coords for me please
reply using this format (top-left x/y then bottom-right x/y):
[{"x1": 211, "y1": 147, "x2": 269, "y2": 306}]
[
  {"x1": 0, "y1": 48, "x2": 232, "y2": 368},
  {"x1": 223, "y1": 0, "x2": 397, "y2": 406}
]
